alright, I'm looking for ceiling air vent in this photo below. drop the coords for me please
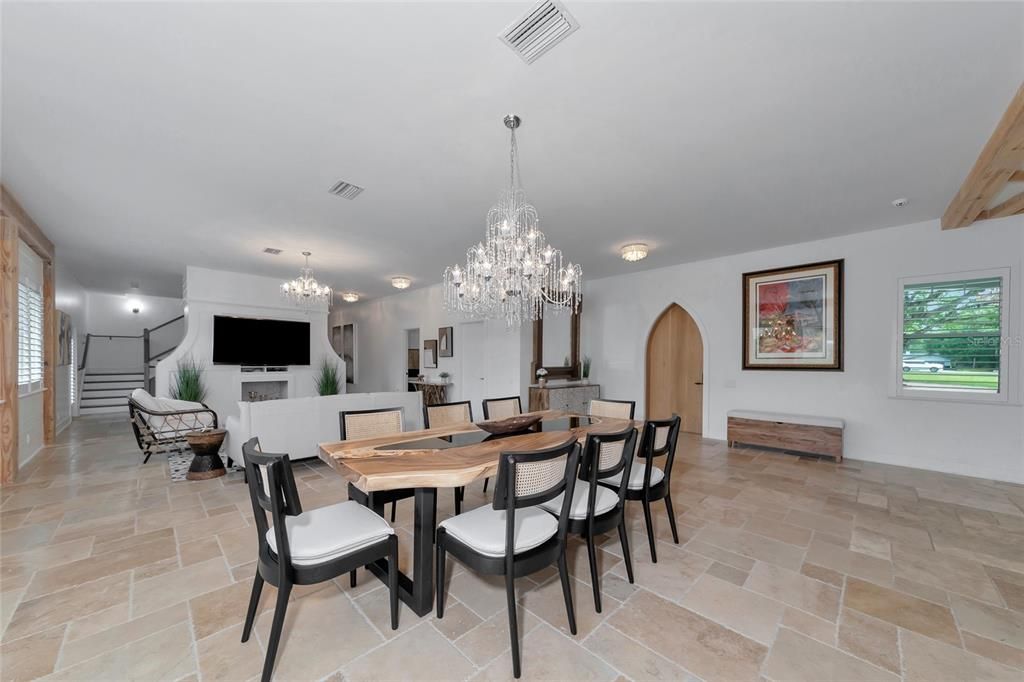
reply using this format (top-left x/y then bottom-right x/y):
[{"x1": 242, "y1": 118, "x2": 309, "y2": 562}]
[
  {"x1": 263, "y1": 247, "x2": 282, "y2": 255},
  {"x1": 328, "y1": 180, "x2": 365, "y2": 200},
  {"x1": 499, "y1": 0, "x2": 580, "y2": 65}
]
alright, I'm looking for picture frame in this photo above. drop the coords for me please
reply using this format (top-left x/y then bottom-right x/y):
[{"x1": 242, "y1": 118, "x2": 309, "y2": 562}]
[
  {"x1": 742, "y1": 259, "x2": 843, "y2": 370},
  {"x1": 58, "y1": 311, "x2": 73, "y2": 366},
  {"x1": 438, "y1": 326, "x2": 453, "y2": 357},
  {"x1": 423, "y1": 339, "x2": 438, "y2": 368}
]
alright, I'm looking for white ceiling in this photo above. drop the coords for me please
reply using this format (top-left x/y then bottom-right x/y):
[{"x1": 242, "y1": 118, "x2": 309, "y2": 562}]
[{"x1": 3, "y1": 2, "x2": 1022, "y2": 300}]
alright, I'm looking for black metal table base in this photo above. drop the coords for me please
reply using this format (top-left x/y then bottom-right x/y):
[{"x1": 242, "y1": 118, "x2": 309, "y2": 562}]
[{"x1": 348, "y1": 483, "x2": 437, "y2": 617}]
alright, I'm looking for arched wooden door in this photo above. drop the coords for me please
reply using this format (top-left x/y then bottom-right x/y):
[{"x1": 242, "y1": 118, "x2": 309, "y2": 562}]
[{"x1": 645, "y1": 304, "x2": 704, "y2": 434}]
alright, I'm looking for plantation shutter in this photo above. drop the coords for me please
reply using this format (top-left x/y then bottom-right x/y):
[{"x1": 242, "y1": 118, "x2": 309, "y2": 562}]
[
  {"x1": 902, "y1": 276, "x2": 1002, "y2": 392},
  {"x1": 18, "y1": 240, "x2": 45, "y2": 394}
]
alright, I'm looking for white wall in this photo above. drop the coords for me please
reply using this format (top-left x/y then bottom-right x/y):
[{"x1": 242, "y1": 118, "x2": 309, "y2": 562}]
[
  {"x1": 583, "y1": 215, "x2": 1024, "y2": 483},
  {"x1": 156, "y1": 266, "x2": 341, "y2": 425},
  {"x1": 54, "y1": 262, "x2": 87, "y2": 430},
  {"x1": 84, "y1": 291, "x2": 185, "y2": 371},
  {"x1": 330, "y1": 284, "x2": 528, "y2": 405}
]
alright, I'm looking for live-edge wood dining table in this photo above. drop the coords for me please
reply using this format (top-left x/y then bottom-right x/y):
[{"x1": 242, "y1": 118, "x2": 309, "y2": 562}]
[{"x1": 317, "y1": 410, "x2": 637, "y2": 617}]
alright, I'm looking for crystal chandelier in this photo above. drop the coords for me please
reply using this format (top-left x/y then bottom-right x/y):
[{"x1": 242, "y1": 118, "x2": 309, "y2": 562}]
[
  {"x1": 281, "y1": 251, "x2": 332, "y2": 307},
  {"x1": 443, "y1": 114, "x2": 581, "y2": 327}
]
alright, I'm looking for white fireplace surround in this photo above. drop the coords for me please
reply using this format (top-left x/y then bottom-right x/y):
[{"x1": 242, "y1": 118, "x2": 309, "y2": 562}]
[{"x1": 155, "y1": 266, "x2": 344, "y2": 425}]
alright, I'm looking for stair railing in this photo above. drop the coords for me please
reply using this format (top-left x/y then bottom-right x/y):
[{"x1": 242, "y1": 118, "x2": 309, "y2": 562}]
[
  {"x1": 78, "y1": 314, "x2": 185, "y2": 393},
  {"x1": 143, "y1": 314, "x2": 185, "y2": 392}
]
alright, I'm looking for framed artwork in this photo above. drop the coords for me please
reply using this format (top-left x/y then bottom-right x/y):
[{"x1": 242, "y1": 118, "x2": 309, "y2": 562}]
[
  {"x1": 743, "y1": 259, "x2": 843, "y2": 370},
  {"x1": 423, "y1": 339, "x2": 438, "y2": 368},
  {"x1": 58, "y1": 311, "x2": 73, "y2": 366},
  {"x1": 438, "y1": 326, "x2": 453, "y2": 357}
]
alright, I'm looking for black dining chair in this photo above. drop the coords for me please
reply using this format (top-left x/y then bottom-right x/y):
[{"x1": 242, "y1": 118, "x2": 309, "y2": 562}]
[
  {"x1": 481, "y1": 395, "x2": 522, "y2": 420},
  {"x1": 423, "y1": 400, "x2": 475, "y2": 514},
  {"x1": 480, "y1": 396, "x2": 523, "y2": 493},
  {"x1": 239, "y1": 438, "x2": 399, "y2": 682},
  {"x1": 340, "y1": 407, "x2": 413, "y2": 523},
  {"x1": 436, "y1": 436, "x2": 580, "y2": 679},
  {"x1": 539, "y1": 425, "x2": 637, "y2": 612},
  {"x1": 598, "y1": 415, "x2": 682, "y2": 563},
  {"x1": 587, "y1": 398, "x2": 636, "y2": 420}
]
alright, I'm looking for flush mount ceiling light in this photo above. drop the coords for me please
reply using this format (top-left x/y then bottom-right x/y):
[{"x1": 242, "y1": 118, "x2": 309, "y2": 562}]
[
  {"x1": 281, "y1": 251, "x2": 332, "y2": 307},
  {"x1": 442, "y1": 114, "x2": 581, "y2": 328},
  {"x1": 620, "y1": 243, "x2": 649, "y2": 262},
  {"x1": 340, "y1": 291, "x2": 360, "y2": 303},
  {"x1": 391, "y1": 276, "x2": 411, "y2": 290}
]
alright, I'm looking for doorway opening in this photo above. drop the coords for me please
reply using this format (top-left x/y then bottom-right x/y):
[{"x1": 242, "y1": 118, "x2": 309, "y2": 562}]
[
  {"x1": 405, "y1": 328, "x2": 420, "y2": 391},
  {"x1": 645, "y1": 303, "x2": 705, "y2": 435}
]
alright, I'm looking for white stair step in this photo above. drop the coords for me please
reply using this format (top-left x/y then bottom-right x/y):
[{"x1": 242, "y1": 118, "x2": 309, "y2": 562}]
[
  {"x1": 79, "y1": 404, "x2": 129, "y2": 415},
  {"x1": 81, "y1": 388, "x2": 134, "y2": 400},
  {"x1": 83, "y1": 383, "x2": 142, "y2": 393}
]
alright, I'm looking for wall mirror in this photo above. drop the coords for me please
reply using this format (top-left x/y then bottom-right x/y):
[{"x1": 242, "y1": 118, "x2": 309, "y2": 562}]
[{"x1": 531, "y1": 301, "x2": 581, "y2": 380}]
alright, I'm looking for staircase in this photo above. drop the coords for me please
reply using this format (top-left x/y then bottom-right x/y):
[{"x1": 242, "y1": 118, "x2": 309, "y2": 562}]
[
  {"x1": 79, "y1": 370, "x2": 145, "y2": 415},
  {"x1": 77, "y1": 314, "x2": 185, "y2": 416}
]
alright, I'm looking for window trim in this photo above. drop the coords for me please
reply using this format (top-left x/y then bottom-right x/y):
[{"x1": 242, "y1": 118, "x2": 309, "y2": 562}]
[{"x1": 892, "y1": 267, "x2": 1012, "y2": 405}]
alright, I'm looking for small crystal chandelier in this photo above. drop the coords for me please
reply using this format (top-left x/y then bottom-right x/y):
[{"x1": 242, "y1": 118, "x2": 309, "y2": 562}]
[
  {"x1": 443, "y1": 114, "x2": 581, "y2": 327},
  {"x1": 281, "y1": 251, "x2": 332, "y2": 307}
]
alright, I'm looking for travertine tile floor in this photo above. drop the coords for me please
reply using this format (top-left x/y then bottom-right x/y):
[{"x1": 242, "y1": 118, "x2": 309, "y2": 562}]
[{"x1": 2, "y1": 414, "x2": 1023, "y2": 681}]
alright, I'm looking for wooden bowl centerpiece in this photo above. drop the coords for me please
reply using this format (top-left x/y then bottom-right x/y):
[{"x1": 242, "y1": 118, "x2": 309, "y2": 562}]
[{"x1": 475, "y1": 414, "x2": 543, "y2": 435}]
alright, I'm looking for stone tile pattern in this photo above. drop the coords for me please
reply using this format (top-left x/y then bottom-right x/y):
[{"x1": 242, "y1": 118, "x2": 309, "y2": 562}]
[{"x1": 1, "y1": 415, "x2": 1023, "y2": 681}]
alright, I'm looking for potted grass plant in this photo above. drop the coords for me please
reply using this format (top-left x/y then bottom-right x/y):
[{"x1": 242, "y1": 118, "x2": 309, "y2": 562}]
[
  {"x1": 170, "y1": 355, "x2": 208, "y2": 403},
  {"x1": 582, "y1": 356, "x2": 592, "y2": 383},
  {"x1": 315, "y1": 357, "x2": 341, "y2": 396}
]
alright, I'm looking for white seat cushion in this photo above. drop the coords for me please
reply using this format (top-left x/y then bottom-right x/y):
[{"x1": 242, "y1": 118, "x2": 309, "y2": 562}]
[
  {"x1": 266, "y1": 501, "x2": 394, "y2": 566},
  {"x1": 439, "y1": 505, "x2": 557, "y2": 557},
  {"x1": 131, "y1": 388, "x2": 211, "y2": 437},
  {"x1": 539, "y1": 481, "x2": 619, "y2": 519},
  {"x1": 602, "y1": 461, "x2": 664, "y2": 490}
]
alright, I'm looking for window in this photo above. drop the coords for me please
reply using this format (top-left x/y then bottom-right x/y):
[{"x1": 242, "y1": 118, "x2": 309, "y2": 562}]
[
  {"x1": 896, "y1": 269, "x2": 1009, "y2": 402},
  {"x1": 18, "y1": 281, "x2": 44, "y2": 395}
]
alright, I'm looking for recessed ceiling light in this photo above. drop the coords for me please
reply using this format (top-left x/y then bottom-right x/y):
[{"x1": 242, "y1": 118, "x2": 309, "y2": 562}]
[
  {"x1": 340, "y1": 292, "x2": 360, "y2": 303},
  {"x1": 891, "y1": 197, "x2": 908, "y2": 208},
  {"x1": 620, "y1": 243, "x2": 649, "y2": 262},
  {"x1": 391, "y1": 276, "x2": 411, "y2": 290},
  {"x1": 263, "y1": 247, "x2": 283, "y2": 255}
]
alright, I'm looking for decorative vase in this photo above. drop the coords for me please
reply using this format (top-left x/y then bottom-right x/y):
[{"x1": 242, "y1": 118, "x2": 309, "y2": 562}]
[{"x1": 538, "y1": 377, "x2": 547, "y2": 387}]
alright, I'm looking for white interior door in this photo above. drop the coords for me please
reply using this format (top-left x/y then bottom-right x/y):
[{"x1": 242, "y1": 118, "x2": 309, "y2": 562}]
[{"x1": 459, "y1": 321, "x2": 486, "y2": 418}]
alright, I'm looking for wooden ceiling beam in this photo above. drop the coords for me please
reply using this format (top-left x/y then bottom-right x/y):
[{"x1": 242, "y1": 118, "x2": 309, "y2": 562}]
[
  {"x1": 0, "y1": 185, "x2": 54, "y2": 259},
  {"x1": 979, "y1": 191, "x2": 1024, "y2": 221},
  {"x1": 942, "y1": 83, "x2": 1024, "y2": 230}
]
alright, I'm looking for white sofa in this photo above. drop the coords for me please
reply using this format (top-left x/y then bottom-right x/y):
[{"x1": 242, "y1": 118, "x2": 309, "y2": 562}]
[{"x1": 224, "y1": 391, "x2": 424, "y2": 464}]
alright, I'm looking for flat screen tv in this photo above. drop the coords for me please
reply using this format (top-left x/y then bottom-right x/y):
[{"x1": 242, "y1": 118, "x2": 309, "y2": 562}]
[{"x1": 212, "y1": 315, "x2": 310, "y2": 366}]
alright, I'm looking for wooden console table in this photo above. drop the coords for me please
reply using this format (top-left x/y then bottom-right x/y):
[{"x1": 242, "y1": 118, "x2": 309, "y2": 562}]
[
  {"x1": 528, "y1": 381, "x2": 599, "y2": 413},
  {"x1": 726, "y1": 410, "x2": 844, "y2": 461},
  {"x1": 409, "y1": 380, "x2": 450, "y2": 406}
]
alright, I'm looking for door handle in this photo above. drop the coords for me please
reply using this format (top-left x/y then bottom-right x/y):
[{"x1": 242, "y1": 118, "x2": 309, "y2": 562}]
[{"x1": 694, "y1": 382, "x2": 703, "y2": 385}]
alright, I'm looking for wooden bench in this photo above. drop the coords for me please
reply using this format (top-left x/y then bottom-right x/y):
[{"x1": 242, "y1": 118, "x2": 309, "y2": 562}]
[{"x1": 726, "y1": 410, "x2": 844, "y2": 461}]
